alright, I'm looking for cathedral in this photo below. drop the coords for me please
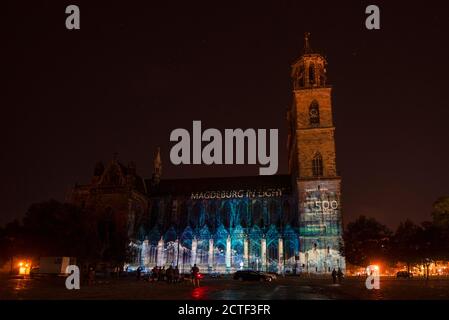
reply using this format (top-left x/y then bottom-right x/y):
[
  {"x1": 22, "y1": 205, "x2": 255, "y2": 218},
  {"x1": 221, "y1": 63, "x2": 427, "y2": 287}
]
[{"x1": 68, "y1": 34, "x2": 345, "y2": 275}]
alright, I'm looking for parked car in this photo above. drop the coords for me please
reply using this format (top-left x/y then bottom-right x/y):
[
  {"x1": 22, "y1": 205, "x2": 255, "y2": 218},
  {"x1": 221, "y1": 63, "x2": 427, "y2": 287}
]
[
  {"x1": 262, "y1": 272, "x2": 278, "y2": 280},
  {"x1": 208, "y1": 272, "x2": 222, "y2": 278},
  {"x1": 396, "y1": 271, "x2": 413, "y2": 278},
  {"x1": 233, "y1": 270, "x2": 272, "y2": 282}
]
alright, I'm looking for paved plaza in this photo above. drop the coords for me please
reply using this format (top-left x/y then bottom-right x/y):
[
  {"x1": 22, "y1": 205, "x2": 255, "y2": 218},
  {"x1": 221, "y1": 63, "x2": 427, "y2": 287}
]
[{"x1": 2, "y1": 274, "x2": 449, "y2": 300}]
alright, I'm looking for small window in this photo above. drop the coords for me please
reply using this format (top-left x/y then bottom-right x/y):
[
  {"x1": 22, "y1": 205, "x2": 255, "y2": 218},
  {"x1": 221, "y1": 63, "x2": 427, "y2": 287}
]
[
  {"x1": 299, "y1": 64, "x2": 305, "y2": 87},
  {"x1": 309, "y1": 63, "x2": 315, "y2": 84},
  {"x1": 312, "y1": 152, "x2": 323, "y2": 177},
  {"x1": 309, "y1": 100, "x2": 320, "y2": 126}
]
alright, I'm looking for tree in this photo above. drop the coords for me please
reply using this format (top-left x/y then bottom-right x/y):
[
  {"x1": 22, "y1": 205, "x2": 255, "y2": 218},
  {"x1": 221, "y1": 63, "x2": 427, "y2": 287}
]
[
  {"x1": 431, "y1": 196, "x2": 449, "y2": 227},
  {"x1": 390, "y1": 219, "x2": 421, "y2": 273},
  {"x1": 343, "y1": 215, "x2": 392, "y2": 267},
  {"x1": 431, "y1": 196, "x2": 449, "y2": 260},
  {"x1": 3, "y1": 199, "x2": 130, "y2": 266},
  {"x1": 0, "y1": 219, "x2": 26, "y2": 267},
  {"x1": 19, "y1": 200, "x2": 91, "y2": 258},
  {"x1": 415, "y1": 222, "x2": 439, "y2": 280}
]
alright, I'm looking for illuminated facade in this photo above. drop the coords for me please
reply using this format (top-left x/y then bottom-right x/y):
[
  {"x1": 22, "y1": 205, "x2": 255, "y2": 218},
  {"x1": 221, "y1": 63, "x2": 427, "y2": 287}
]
[{"x1": 68, "y1": 34, "x2": 345, "y2": 274}]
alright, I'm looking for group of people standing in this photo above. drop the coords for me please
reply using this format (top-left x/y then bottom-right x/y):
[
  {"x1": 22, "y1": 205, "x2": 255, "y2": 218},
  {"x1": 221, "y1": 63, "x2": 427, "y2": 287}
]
[
  {"x1": 331, "y1": 268, "x2": 344, "y2": 284},
  {"x1": 136, "y1": 265, "x2": 181, "y2": 283},
  {"x1": 150, "y1": 265, "x2": 181, "y2": 283},
  {"x1": 135, "y1": 264, "x2": 202, "y2": 287}
]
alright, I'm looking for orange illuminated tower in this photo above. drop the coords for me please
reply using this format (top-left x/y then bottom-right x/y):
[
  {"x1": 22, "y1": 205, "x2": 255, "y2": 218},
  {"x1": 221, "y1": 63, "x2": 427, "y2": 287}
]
[{"x1": 287, "y1": 33, "x2": 345, "y2": 273}]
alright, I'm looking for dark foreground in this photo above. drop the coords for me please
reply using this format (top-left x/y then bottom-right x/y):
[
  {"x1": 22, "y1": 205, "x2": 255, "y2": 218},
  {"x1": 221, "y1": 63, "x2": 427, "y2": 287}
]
[{"x1": 1, "y1": 274, "x2": 449, "y2": 300}]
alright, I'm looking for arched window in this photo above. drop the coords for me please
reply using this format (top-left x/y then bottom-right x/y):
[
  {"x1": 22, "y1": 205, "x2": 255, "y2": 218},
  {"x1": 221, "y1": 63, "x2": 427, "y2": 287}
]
[
  {"x1": 221, "y1": 201, "x2": 231, "y2": 229},
  {"x1": 312, "y1": 152, "x2": 323, "y2": 177},
  {"x1": 309, "y1": 63, "x2": 315, "y2": 84},
  {"x1": 191, "y1": 202, "x2": 202, "y2": 227},
  {"x1": 207, "y1": 202, "x2": 217, "y2": 231},
  {"x1": 309, "y1": 100, "x2": 320, "y2": 126},
  {"x1": 269, "y1": 200, "x2": 278, "y2": 226},
  {"x1": 299, "y1": 64, "x2": 305, "y2": 87},
  {"x1": 252, "y1": 201, "x2": 263, "y2": 227}
]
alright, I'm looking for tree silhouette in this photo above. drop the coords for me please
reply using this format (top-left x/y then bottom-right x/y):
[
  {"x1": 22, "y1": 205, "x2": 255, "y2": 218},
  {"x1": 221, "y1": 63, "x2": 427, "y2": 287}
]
[{"x1": 343, "y1": 215, "x2": 392, "y2": 267}]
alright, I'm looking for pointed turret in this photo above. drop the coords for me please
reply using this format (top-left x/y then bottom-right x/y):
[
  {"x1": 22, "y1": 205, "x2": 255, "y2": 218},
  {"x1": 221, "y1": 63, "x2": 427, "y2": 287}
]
[
  {"x1": 152, "y1": 147, "x2": 162, "y2": 184},
  {"x1": 291, "y1": 33, "x2": 327, "y2": 89},
  {"x1": 303, "y1": 32, "x2": 313, "y2": 54}
]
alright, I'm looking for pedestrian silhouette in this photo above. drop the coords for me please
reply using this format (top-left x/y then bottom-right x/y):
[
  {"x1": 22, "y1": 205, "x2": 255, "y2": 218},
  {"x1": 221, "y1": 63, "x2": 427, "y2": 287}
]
[{"x1": 331, "y1": 268, "x2": 337, "y2": 284}]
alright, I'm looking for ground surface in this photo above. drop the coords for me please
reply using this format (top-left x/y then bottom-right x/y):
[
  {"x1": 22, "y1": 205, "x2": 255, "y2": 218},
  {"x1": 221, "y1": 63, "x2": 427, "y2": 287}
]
[{"x1": 1, "y1": 274, "x2": 449, "y2": 300}]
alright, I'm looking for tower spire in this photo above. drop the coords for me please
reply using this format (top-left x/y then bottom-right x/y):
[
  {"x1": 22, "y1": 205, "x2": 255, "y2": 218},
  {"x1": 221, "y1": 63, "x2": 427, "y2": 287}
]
[
  {"x1": 303, "y1": 32, "x2": 312, "y2": 54},
  {"x1": 291, "y1": 33, "x2": 327, "y2": 89},
  {"x1": 152, "y1": 146, "x2": 162, "y2": 184}
]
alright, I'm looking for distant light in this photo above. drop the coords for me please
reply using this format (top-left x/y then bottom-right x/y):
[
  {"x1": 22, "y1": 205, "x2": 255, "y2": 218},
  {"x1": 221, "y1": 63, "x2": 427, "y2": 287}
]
[{"x1": 18, "y1": 260, "x2": 31, "y2": 275}]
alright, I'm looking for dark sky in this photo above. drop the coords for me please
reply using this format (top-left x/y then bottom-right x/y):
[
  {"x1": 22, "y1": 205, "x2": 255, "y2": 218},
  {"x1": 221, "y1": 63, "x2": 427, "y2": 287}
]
[{"x1": 3, "y1": 0, "x2": 449, "y2": 228}]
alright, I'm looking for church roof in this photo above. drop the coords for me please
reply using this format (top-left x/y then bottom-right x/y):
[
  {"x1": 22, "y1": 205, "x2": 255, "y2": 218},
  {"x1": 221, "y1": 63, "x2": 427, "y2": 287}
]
[{"x1": 146, "y1": 174, "x2": 292, "y2": 197}]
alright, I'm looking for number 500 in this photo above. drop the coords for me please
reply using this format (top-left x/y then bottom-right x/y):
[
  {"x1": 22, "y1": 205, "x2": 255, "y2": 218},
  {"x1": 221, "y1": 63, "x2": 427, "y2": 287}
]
[{"x1": 315, "y1": 200, "x2": 338, "y2": 210}]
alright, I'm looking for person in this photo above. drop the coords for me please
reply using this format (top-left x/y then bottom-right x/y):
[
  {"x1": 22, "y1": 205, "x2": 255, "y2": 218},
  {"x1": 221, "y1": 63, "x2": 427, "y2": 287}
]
[
  {"x1": 331, "y1": 268, "x2": 337, "y2": 284},
  {"x1": 174, "y1": 266, "x2": 180, "y2": 283},
  {"x1": 337, "y1": 268, "x2": 344, "y2": 284},
  {"x1": 136, "y1": 266, "x2": 142, "y2": 281},
  {"x1": 166, "y1": 265, "x2": 174, "y2": 283},
  {"x1": 191, "y1": 264, "x2": 200, "y2": 287},
  {"x1": 159, "y1": 266, "x2": 166, "y2": 282},
  {"x1": 151, "y1": 266, "x2": 157, "y2": 282},
  {"x1": 88, "y1": 265, "x2": 95, "y2": 286}
]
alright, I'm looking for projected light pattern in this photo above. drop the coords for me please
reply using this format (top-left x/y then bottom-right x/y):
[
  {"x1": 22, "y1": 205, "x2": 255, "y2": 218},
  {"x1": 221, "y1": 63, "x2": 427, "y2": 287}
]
[{"x1": 130, "y1": 192, "x2": 343, "y2": 274}]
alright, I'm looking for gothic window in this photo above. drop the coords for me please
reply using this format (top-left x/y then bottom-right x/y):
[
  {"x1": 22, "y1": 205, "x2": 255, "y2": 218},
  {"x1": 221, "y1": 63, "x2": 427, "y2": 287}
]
[
  {"x1": 191, "y1": 202, "x2": 202, "y2": 227},
  {"x1": 309, "y1": 63, "x2": 315, "y2": 84},
  {"x1": 207, "y1": 202, "x2": 217, "y2": 230},
  {"x1": 221, "y1": 202, "x2": 231, "y2": 229},
  {"x1": 252, "y1": 201, "x2": 263, "y2": 227},
  {"x1": 299, "y1": 64, "x2": 305, "y2": 87},
  {"x1": 312, "y1": 152, "x2": 323, "y2": 177},
  {"x1": 166, "y1": 245, "x2": 175, "y2": 265},
  {"x1": 178, "y1": 203, "x2": 188, "y2": 229},
  {"x1": 269, "y1": 201, "x2": 278, "y2": 226},
  {"x1": 282, "y1": 200, "x2": 291, "y2": 225},
  {"x1": 309, "y1": 100, "x2": 320, "y2": 126},
  {"x1": 238, "y1": 202, "x2": 248, "y2": 228}
]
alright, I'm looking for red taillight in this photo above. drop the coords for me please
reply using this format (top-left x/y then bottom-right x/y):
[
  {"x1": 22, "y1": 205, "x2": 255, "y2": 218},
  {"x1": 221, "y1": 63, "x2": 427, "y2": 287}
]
[{"x1": 196, "y1": 273, "x2": 204, "y2": 279}]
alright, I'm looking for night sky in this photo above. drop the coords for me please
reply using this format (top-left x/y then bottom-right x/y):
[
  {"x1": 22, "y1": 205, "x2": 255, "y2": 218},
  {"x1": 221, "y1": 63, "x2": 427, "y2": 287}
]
[{"x1": 3, "y1": 1, "x2": 449, "y2": 228}]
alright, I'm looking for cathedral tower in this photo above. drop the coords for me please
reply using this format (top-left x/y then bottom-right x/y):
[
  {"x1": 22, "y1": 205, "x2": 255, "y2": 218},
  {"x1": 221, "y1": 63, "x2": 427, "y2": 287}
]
[{"x1": 288, "y1": 33, "x2": 345, "y2": 273}]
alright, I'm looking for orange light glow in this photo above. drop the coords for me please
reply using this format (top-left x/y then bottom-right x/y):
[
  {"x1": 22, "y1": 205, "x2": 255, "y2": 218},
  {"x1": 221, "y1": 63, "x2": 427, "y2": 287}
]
[{"x1": 17, "y1": 260, "x2": 31, "y2": 275}]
